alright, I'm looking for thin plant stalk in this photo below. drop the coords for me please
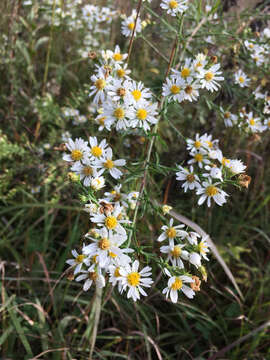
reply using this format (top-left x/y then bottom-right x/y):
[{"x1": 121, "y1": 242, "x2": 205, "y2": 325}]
[{"x1": 42, "y1": 0, "x2": 56, "y2": 95}]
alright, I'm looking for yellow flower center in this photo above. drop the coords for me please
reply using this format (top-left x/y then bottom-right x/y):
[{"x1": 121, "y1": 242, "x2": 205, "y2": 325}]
[
  {"x1": 195, "y1": 153, "x2": 203, "y2": 162},
  {"x1": 181, "y1": 68, "x2": 190, "y2": 78},
  {"x1": 104, "y1": 159, "x2": 114, "y2": 169},
  {"x1": 127, "y1": 272, "x2": 141, "y2": 286},
  {"x1": 249, "y1": 44, "x2": 254, "y2": 49},
  {"x1": 83, "y1": 166, "x2": 93, "y2": 176},
  {"x1": 206, "y1": 185, "x2": 218, "y2": 197},
  {"x1": 131, "y1": 89, "x2": 142, "y2": 101},
  {"x1": 249, "y1": 118, "x2": 255, "y2": 126},
  {"x1": 98, "y1": 237, "x2": 110, "y2": 250},
  {"x1": 166, "y1": 227, "x2": 176, "y2": 238},
  {"x1": 222, "y1": 157, "x2": 230, "y2": 166},
  {"x1": 105, "y1": 216, "x2": 118, "y2": 229},
  {"x1": 170, "y1": 246, "x2": 182, "y2": 258},
  {"x1": 75, "y1": 254, "x2": 85, "y2": 264},
  {"x1": 109, "y1": 251, "x2": 117, "y2": 258},
  {"x1": 113, "y1": 53, "x2": 123, "y2": 61},
  {"x1": 239, "y1": 76, "x2": 244, "y2": 83},
  {"x1": 114, "y1": 107, "x2": 125, "y2": 119},
  {"x1": 198, "y1": 241, "x2": 207, "y2": 254},
  {"x1": 92, "y1": 255, "x2": 98, "y2": 264},
  {"x1": 91, "y1": 146, "x2": 102, "y2": 158},
  {"x1": 114, "y1": 267, "x2": 121, "y2": 277},
  {"x1": 224, "y1": 112, "x2": 230, "y2": 119},
  {"x1": 268, "y1": 121, "x2": 270, "y2": 127},
  {"x1": 71, "y1": 149, "x2": 83, "y2": 161},
  {"x1": 206, "y1": 140, "x2": 213, "y2": 148},
  {"x1": 95, "y1": 79, "x2": 106, "y2": 90},
  {"x1": 169, "y1": 0, "x2": 178, "y2": 9},
  {"x1": 170, "y1": 85, "x2": 180, "y2": 94},
  {"x1": 98, "y1": 116, "x2": 106, "y2": 125},
  {"x1": 171, "y1": 277, "x2": 182, "y2": 291},
  {"x1": 137, "y1": 108, "x2": 148, "y2": 120},
  {"x1": 186, "y1": 174, "x2": 195, "y2": 183},
  {"x1": 205, "y1": 72, "x2": 214, "y2": 81},
  {"x1": 194, "y1": 140, "x2": 201, "y2": 148},
  {"x1": 128, "y1": 22, "x2": 135, "y2": 30},
  {"x1": 117, "y1": 68, "x2": 125, "y2": 78}
]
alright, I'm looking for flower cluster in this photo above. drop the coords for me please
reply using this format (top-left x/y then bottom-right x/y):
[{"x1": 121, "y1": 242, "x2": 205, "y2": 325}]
[
  {"x1": 176, "y1": 133, "x2": 247, "y2": 207},
  {"x1": 160, "y1": 0, "x2": 188, "y2": 16},
  {"x1": 89, "y1": 45, "x2": 158, "y2": 132},
  {"x1": 158, "y1": 217, "x2": 209, "y2": 303},
  {"x1": 162, "y1": 53, "x2": 224, "y2": 104}
]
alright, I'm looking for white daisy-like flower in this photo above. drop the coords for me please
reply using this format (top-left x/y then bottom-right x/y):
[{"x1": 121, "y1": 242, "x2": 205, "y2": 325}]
[
  {"x1": 63, "y1": 138, "x2": 90, "y2": 164},
  {"x1": 203, "y1": 165, "x2": 223, "y2": 181},
  {"x1": 160, "y1": 244, "x2": 189, "y2": 268},
  {"x1": 119, "y1": 260, "x2": 153, "y2": 301},
  {"x1": 88, "y1": 136, "x2": 109, "y2": 160},
  {"x1": 186, "y1": 134, "x2": 205, "y2": 152},
  {"x1": 196, "y1": 179, "x2": 228, "y2": 207},
  {"x1": 106, "y1": 78, "x2": 131, "y2": 103},
  {"x1": 104, "y1": 185, "x2": 129, "y2": 208},
  {"x1": 110, "y1": 45, "x2": 128, "y2": 64},
  {"x1": 200, "y1": 133, "x2": 218, "y2": 151},
  {"x1": 91, "y1": 176, "x2": 105, "y2": 191},
  {"x1": 186, "y1": 231, "x2": 201, "y2": 245},
  {"x1": 83, "y1": 227, "x2": 128, "y2": 268},
  {"x1": 228, "y1": 159, "x2": 246, "y2": 175},
  {"x1": 189, "y1": 252, "x2": 201, "y2": 268},
  {"x1": 176, "y1": 165, "x2": 200, "y2": 192},
  {"x1": 263, "y1": 118, "x2": 270, "y2": 130},
  {"x1": 96, "y1": 148, "x2": 126, "y2": 179},
  {"x1": 103, "y1": 101, "x2": 132, "y2": 131},
  {"x1": 177, "y1": 58, "x2": 195, "y2": 80},
  {"x1": 121, "y1": 11, "x2": 142, "y2": 37},
  {"x1": 193, "y1": 53, "x2": 207, "y2": 73},
  {"x1": 234, "y1": 70, "x2": 250, "y2": 88},
  {"x1": 126, "y1": 80, "x2": 152, "y2": 105},
  {"x1": 90, "y1": 205, "x2": 129, "y2": 237},
  {"x1": 160, "y1": 0, "x2": 188, "y2": 16},
  {"x1": 75, "y1": 265, "x2": 105, "y2": 291},
  {"x1": 66, "y1": 249, "x2": 90, "y2": 275},
  {"x1": 157, "y1": 218, "x2": 188, "y2": 245},
  {"x1": 114, "y1": 63, "x2": 132, "y2": 80},
  {"x1": 251, "y1": 51, "x2": 264, "y2": 66},
  {"x1": 70, "y1": 161, "x2": 103, "y2": 187},
  {"x1": 108, "y1": 264, "x2": 126, "y2": 293},
  {"x1": 198, "y1": 63, "x2": 224, "y2": 92},
  {"x1": 244, "y1": 40, "x2": 256, "y2": 52},
  {"x1": 95, "y1": 113, "x2": 112, "y2": 132},
  {"x1": 220, "y1": 107, "x2": 238, "y2": 127},
  {"x1": 208, "y1": 149, "x2": 223, "y2": 162},
  {"x1": 197, "y1": 236, "x2": 210, "y2": 260},
  {"x1": 162, "y1": 269, "x2": 195, "y2": 303},
  {"x1": 162, "y1": 76, "x2": 186, "y2": 103},
  {"x1": 129, "y1": 100, "x2": 158, "y2": 131},
  {"x1": 188, "y1": 149, "x2": 210, "y2": 168},
  {"x1": 183, "y1": 79, "x2": 201, "y2": 102},
  {"x1": 89, "y1": 71, "x2": 111, "y2": 104},
  {"x1": 246, "y1": 112, "x2": 264, "y2": 133}
]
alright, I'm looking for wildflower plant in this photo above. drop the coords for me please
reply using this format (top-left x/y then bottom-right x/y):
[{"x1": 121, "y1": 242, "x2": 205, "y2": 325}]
[{"x1": 62, "y1": 0, "x2": 258, "y2": 309}]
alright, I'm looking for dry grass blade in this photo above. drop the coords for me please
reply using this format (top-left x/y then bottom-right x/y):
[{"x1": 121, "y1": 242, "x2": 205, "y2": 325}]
[
  {"x1": 89, "y1": 286, "x2": 102, "y2": 359},
  {"x1": 169, "y1": 209, "x2": 244, "y2": 301},
  {"x1": 29, "y1": 347, "x2": 69, "y2": 359},
  {"x1": 130, "y1": 331, "x2": 163, "y2": 360}
]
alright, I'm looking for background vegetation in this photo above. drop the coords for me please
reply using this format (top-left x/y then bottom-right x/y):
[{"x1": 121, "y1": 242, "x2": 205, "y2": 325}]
[{"x1": 0, "y1": 0, "x2": 270, "y2": 359}]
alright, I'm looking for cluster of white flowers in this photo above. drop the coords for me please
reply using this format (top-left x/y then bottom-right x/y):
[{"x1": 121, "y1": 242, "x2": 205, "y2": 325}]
[
  {"x1": 244, "y1": 32, "x2": 270, "y2": 68},
  {"x1": 62, "y1": 107, "x2": 87, "y2": 126},
  {"x1": 162, "y1": 54, "x2": 224, "y2": 104},
  {"x1": 89, "y1": 45, "x2": 158, "y2": 132},
  {"x1": 62, "y1": 136, "x2": 127, "y2": 186},
  {"x1": 66, "y1": 187, "x2": 155, "y2": 301},
  {"x1": 176, "y1": 133, "x2": 247, "y2": 207},
  {"x1": 158, "y1": 217, "x2": 209, "y2": 303}
]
